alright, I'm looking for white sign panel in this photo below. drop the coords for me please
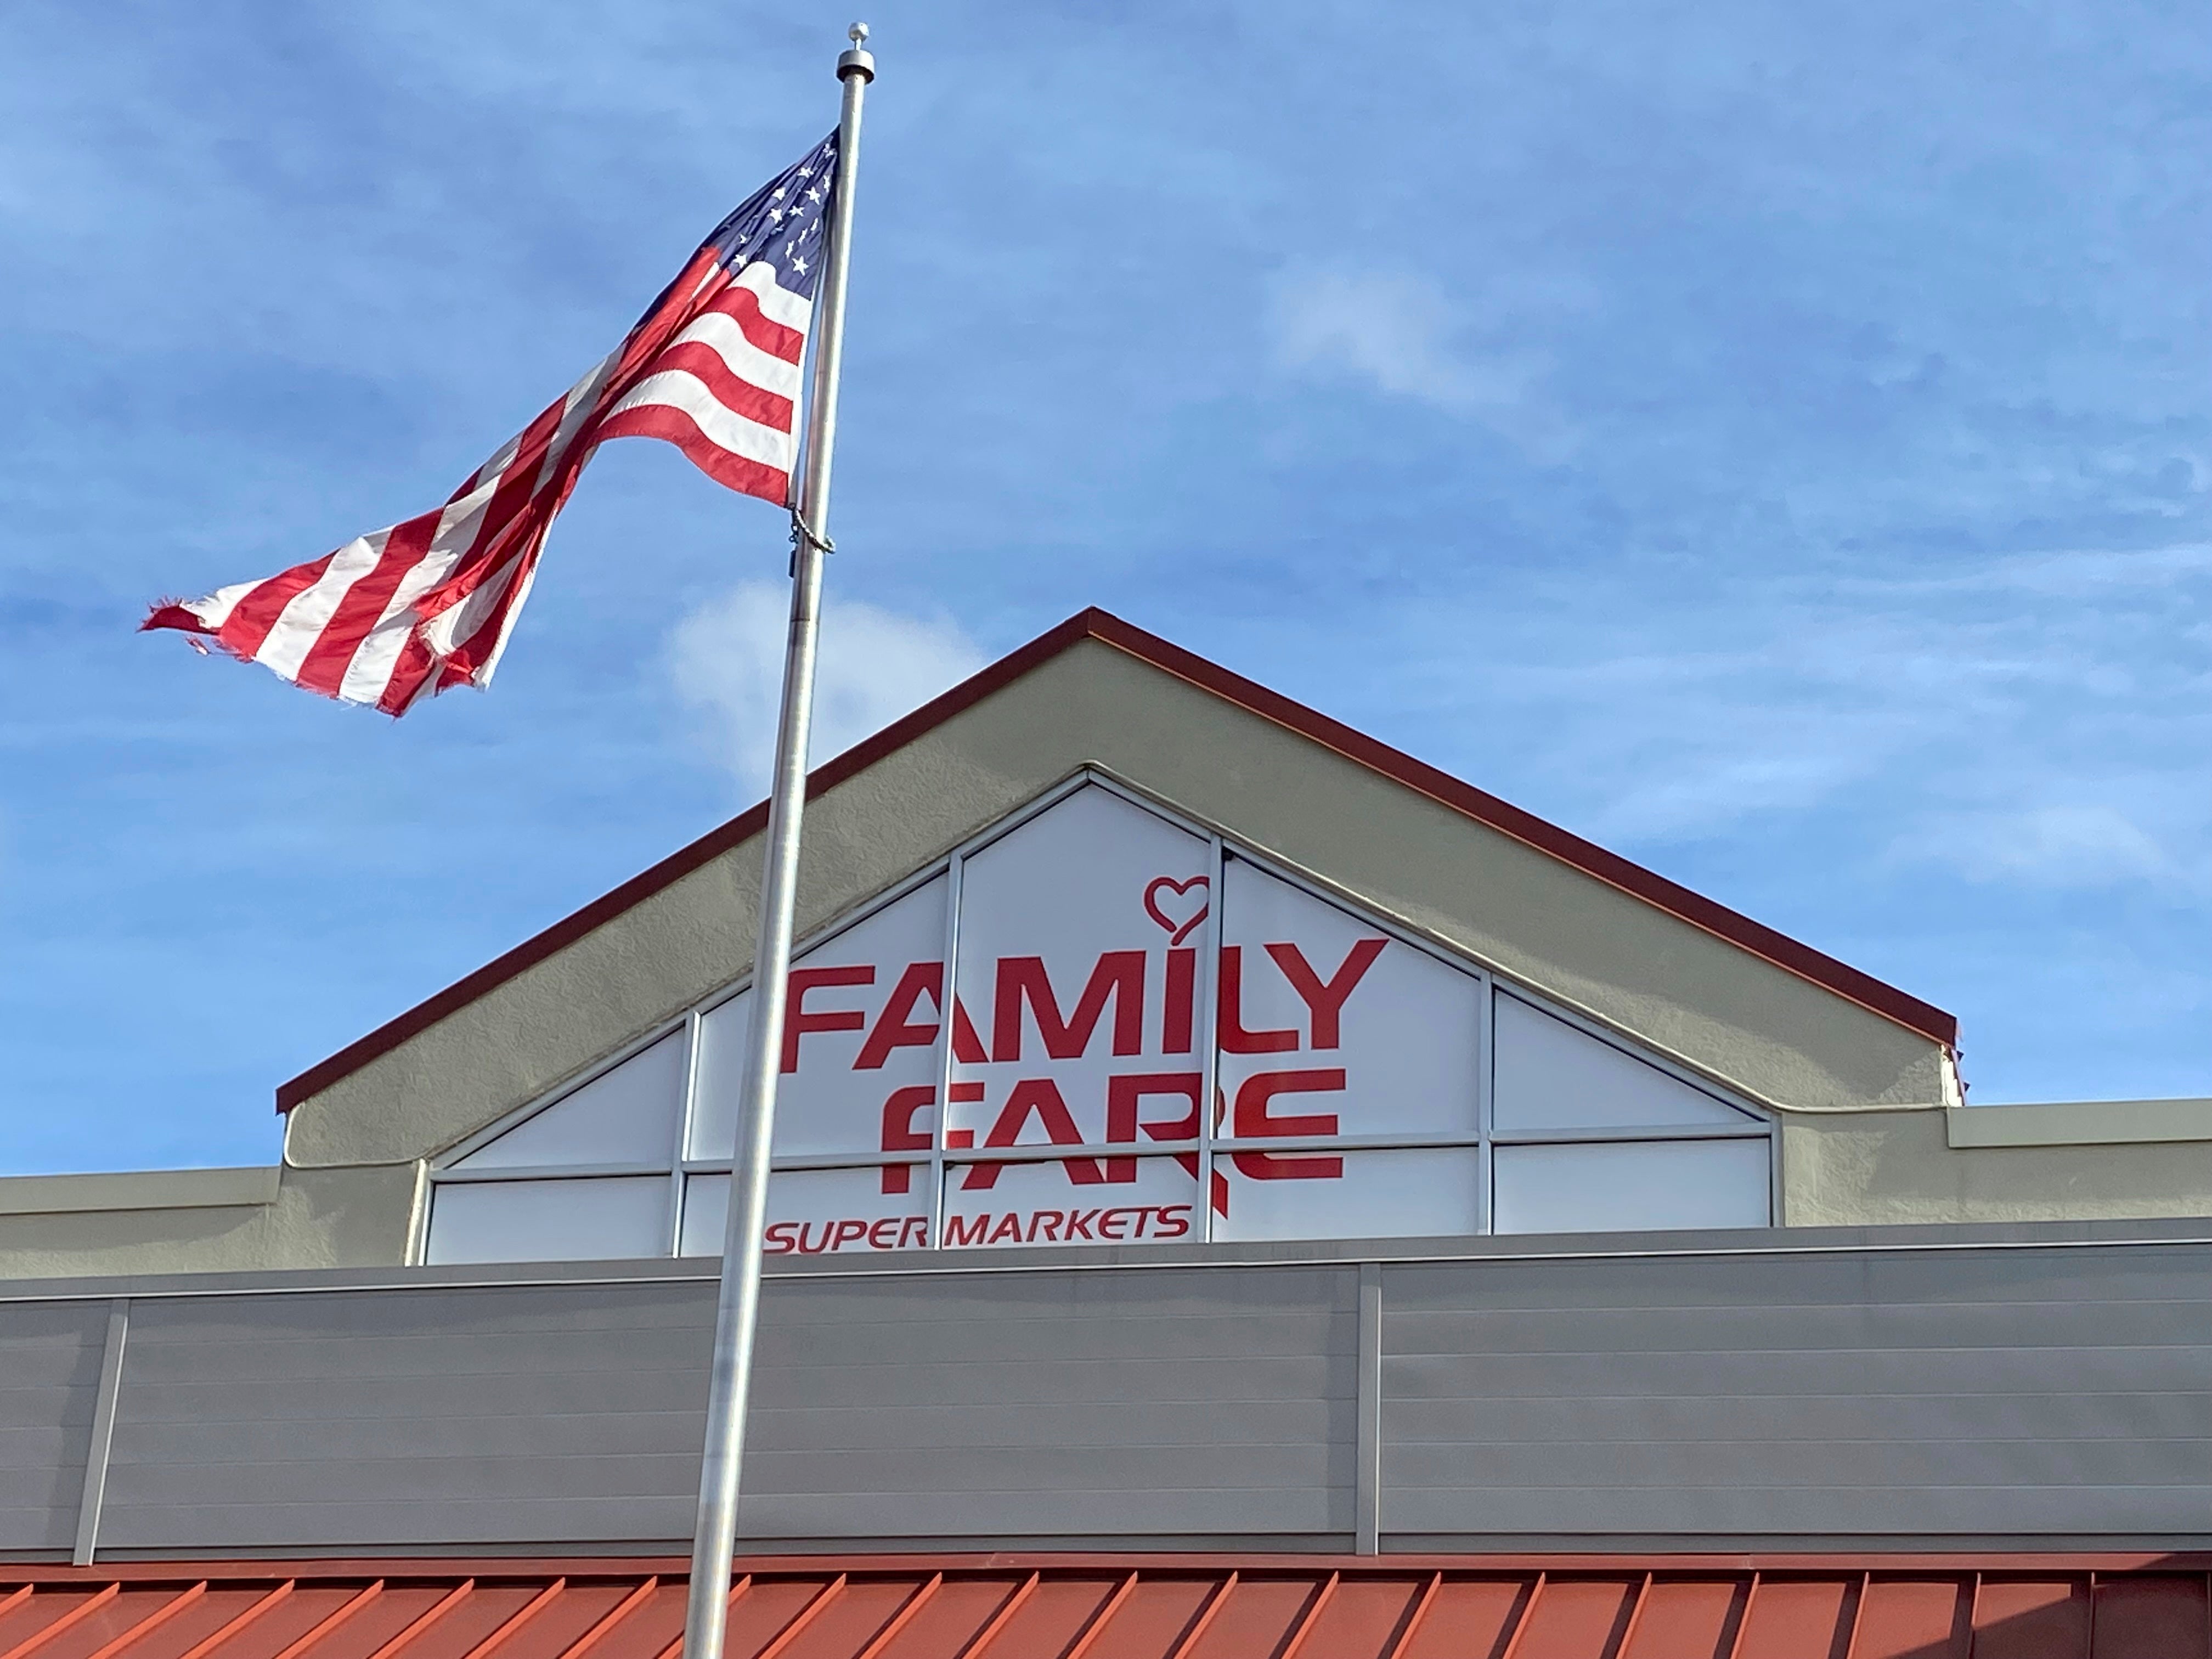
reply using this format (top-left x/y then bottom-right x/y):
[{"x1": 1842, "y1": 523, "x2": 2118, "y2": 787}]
[{"x1": 432, "y1": 780, "x2": 1773, "y2": 1265}]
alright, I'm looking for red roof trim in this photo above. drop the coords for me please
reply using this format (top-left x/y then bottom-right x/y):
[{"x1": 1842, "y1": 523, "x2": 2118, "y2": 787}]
[
  {"x1": 276, "y1": 608, "x2": 1953, "y2": 1113},
  {"x1": 4, "y1": 1553, "x2": 2200, "y2": 1659}
]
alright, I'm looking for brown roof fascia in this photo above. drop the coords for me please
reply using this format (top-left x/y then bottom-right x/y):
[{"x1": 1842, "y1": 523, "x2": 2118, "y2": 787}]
[{"x1": 275, "y1": 607, "x2": 1953, "y2": 1114}]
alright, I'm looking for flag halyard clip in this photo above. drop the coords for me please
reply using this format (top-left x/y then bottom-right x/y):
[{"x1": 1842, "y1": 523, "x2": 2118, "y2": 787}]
[{"x1": 790, "y1": 509, "x2": 835, "y2": 556}]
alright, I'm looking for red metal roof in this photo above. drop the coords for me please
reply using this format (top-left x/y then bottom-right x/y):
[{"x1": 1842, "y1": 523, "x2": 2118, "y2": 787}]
[
  {"x1": 4, "y1": 1555, "x2": 2205, "y2": 1659},
  {"x1": 276, "y1": 606, "x2": 1956, "y2": 1113}
]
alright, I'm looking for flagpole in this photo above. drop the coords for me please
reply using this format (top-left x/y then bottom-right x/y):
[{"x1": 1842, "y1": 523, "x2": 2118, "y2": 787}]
[{"x1": 681, "y1": 25, "x2": 873, "y2": 1659}]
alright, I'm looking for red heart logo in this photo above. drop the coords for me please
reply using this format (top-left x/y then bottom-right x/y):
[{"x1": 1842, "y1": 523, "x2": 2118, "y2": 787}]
[{"x1": 1143, "y1": 875, "x2": 1210, "y2": 946}]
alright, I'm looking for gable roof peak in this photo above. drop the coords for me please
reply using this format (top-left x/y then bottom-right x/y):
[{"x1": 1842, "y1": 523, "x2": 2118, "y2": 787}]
[{"x1": 276, "y1": 607, "x2": 1954, "y2": 1114}]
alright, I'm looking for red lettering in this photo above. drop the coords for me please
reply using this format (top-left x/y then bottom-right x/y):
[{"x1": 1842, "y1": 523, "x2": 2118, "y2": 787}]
[
  {"x1": 853, "y1": 962, "x2": 989, "y2": 1068},
  {"x1": 944, "y1": 1213, "x2": 989, "y2": 1247},
  {"x1": 782, "y1": 965, "x2": 874, "y2": 1073},
  {"x1": 854, "y1": 962, "x2": 940, "y2": 1069},
  {"x1": 868, "y1": 1217, "x2": 901, "y2": 1249},
  {"x1": 1029, "y1": 1210, "x2": 1064, "y2": 1243},
  {"x1": 879, "y1": 1085, "x2": 935, "y2": 1193},
  {"x1": 1264, "y1": 939, "x2": 1385, "y2": 1048},
  {"x1": 961, "y1": 1078, "x2": 1104, "y2": 1188},
  {"x1": 993, "y1": 951, "x2": 1146, "y2": 1060},
  {"x1": 987, "y1": 1211, "x2": 1024, "y2": 1245},
  {"x1": 1064, "y1": 1208, "x2": 1099, "y2": 1240},
  {"x1": 1103, "y1": 1073, "x2": 1201, "y2": 1182},
  {"x1": 794, "y1": 1221, "x2": 830, "y2": 1254},
  {"x1": 763, "y1": 1222, "x2": 797, "y2": 1254},
  {"x1": 1099, "y1": 1207, "x2": 1131, "y2": 1240},
  {"x1": 1156, "y1": 1204, "x2": 1192, "y2": 1239},
  {"x1": 1218, "y1": 946, "x2": 1298, "y2": 1052},
  {"x1": 899, "y1": 1216, "x2": 929, "y2": 1248},
  {"x1": 1130, "y1": 1205, "x2": 1160, "y2": 1238},
  {"x1": 1164, "y1": 947, "x2": 1198, "y2": 1053},
  {"x1": 831, "y1": 1218, "x2": 868, "y2": 1250},
  {"x1": 1231, "y1": 1068, "x2": 1346, "y2": 1180}
]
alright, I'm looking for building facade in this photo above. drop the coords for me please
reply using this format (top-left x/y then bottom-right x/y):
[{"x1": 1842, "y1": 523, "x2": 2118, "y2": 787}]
[{"x1": 4, "y1": 611, "x2": 2211, "y2": 1656}]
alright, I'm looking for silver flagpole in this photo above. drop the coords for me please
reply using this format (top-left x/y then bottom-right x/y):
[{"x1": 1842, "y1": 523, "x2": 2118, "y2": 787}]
[{"x1": 681, "y1": 24, "x2": 873, "y2": 1659}]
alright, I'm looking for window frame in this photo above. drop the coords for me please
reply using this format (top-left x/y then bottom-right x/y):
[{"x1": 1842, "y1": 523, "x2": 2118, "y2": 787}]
[{"x1": 418, "y1": 769, "x2": 1776, "y2": 1262}]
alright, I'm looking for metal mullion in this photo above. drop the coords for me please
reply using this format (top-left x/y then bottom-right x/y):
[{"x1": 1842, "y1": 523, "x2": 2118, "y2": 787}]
[
  {"x1": 1212, "y1": 1131, "x2": 1483, "y2": 1154},
  {"x1": 667, "y1": 1010, "x2": 702, "y2": 1256},
  {"x1": 1488, "y1": 1124, "x2": 1774, "y2": 1147},
  {"x1": 929, "y1": 850, "x2": 965, "y2": 1252},
  {"x1": 1198, "y1": 834, "x2": 1224, "y2": 1243},
  {"x1": 768, "y1": 1150, "x2": 934, "y2": 1172},
  {"x1": 428, "y1": 1162, "x2": 673, "y2": 1184},
  {"x1": 1479, "y1": 979, "x2": 1497, "y2": 1237}
]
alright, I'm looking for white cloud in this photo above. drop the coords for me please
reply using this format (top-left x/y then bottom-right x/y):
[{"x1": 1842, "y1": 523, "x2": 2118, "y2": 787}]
[
  {"x1": 668, "y1": 584, "x2": 987, "y2": 791},
  {"x1": 1267, "y1": 266, "x2": 1579, "y2": 458}
]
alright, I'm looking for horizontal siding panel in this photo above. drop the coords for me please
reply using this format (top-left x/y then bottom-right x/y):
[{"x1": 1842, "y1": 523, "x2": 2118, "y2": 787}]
[
  {"x1": 1383, "y1": 1436, "x2": 2212, "y2": 1491},
  {"x1": 1385, "y1": 1483, "x2": 2212, "y2": 1536},
  {"x1": 1387, "y1": 1390, "x2": 2212, "y2": 1444},
  {"x1": 1385, "y1": 1346, "x2": 2212, "y2": 1398},
  {"x1": 1387, "y1": 1299, "x2": 2212, "y2": 1354},
  {"x1": 748, "y1": 1397, "x2": 1342, "y2": 1452},
  {"x1": 744, "y1": 1485, "x2": 1346, "y2": 1537},
  {"x1": 98, "y1": 1496, "x2": 695, "y2": 1548},
  {"x1": 738, "y1": 1441, "x2": 1345, "y2": 1496}
]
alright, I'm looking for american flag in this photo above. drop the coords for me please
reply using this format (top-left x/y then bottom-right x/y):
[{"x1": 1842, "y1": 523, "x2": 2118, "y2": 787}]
[{"x1": 145, "y1": 132, "x2": 840, "y2": 715}]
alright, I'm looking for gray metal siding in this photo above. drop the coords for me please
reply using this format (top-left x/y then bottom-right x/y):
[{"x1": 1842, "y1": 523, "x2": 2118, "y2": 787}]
[
  {"x1": 0, "y1": 1302, "x2": 104, "y2": 1552},
  {"x1": 1380, "y1": 1245, "x2": 2212, "y2": 1541},
  {"x1": 100, "y1": 1282, "x2": 715, "y2": 1550},
  {"x1": 3, "y1": 1226, "x2": 2211, "y2": 1559},
  {"x1": 87, "y1": 1263, "x2": 1353, "y2": 1551},
  {"x1": 743, "y1": 1266, "x2": 1354, "y2": 1539}
]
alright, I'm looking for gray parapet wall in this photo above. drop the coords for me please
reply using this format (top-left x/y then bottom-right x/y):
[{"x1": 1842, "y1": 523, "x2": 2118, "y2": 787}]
[{"x1": 4, "y1": 1217, "x2": 2211, "y2": 1562}]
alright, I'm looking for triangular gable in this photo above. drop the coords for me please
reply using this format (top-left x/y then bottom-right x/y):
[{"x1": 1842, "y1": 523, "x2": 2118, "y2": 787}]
[
  {"x1": 425, "y1": 775, "x2": 1775, "y2": 1261},
  {"x1": 280, "y1": 609, "x2": 1955, "y2": 1183}
]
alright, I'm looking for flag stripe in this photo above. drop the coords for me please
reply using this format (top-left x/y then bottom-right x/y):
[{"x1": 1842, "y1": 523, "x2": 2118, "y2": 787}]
[
  {"x1": 598, "y1": 369, "x2": 798, "y2": 471},
  {"x1": 294, "y1": 514, "x2": 442, "y2": 696},
  {"x1": 214, "y1": 552, "x2": 340, "y2": 662},
  {"x1": 589, "y1": 404, "x2": 793, "y2": 503}
]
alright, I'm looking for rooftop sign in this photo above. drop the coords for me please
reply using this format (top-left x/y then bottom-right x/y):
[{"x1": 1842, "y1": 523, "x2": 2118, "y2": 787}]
[{"x1": 426, "y1": 780, "x2": 1771, "y2": 1265}]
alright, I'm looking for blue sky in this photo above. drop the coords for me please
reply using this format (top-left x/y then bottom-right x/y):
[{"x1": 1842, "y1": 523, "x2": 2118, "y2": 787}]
[{"x1": 2, "y1": 0, "x2": 2205, "y2": 1173}]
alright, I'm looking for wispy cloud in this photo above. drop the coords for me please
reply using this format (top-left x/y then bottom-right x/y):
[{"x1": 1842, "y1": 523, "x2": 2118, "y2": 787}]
[
  {"x1": 1378, "y1": 541, "x2": 2212, "y2": 895},
  {"x1": 1267, "y1": 266, "x2": 1582, "y2": 459},
  {"x1": 1898, "y1": 803, "x2": 2179, "y2": 889},
  {"x1": 668, "y1": 584, "x2": 987, "y2": 792}
]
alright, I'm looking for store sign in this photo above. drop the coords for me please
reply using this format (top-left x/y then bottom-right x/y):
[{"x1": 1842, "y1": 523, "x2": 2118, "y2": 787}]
[
  {"x1": 683, "y1": 786, "x2": 1484, "y2": 1253},
  {"x1": 429, "y1": 780, "x2": 1773, "y2": 1266}
]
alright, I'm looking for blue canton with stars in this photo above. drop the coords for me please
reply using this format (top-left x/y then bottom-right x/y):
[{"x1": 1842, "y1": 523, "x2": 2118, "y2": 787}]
[{"x1": 703, "y1": 131, "x2": 839, "y2": 300}]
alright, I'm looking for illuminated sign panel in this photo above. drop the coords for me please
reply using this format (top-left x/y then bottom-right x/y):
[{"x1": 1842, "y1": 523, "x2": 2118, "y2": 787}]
[{"x1": 428, "y1": 780, "x2": 1773, "y2": 1265}]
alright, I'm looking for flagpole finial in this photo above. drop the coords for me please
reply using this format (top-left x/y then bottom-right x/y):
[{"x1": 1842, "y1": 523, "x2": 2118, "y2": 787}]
[{"x1": 838, "y1": 22, "x2": 874, "y2": 81}]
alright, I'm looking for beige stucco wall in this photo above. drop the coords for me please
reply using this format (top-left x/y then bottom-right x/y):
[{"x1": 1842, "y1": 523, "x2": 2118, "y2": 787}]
[
  {"x1": 0, "y1": 1163, "x2": 417, "y2": 1281},
  {"x1": 282, "y1": 637, "x2": 1956, "y2": 1173},
  {"x1": 1783, "y1": 1096, "x2": 2212, "y2": 1226}
]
